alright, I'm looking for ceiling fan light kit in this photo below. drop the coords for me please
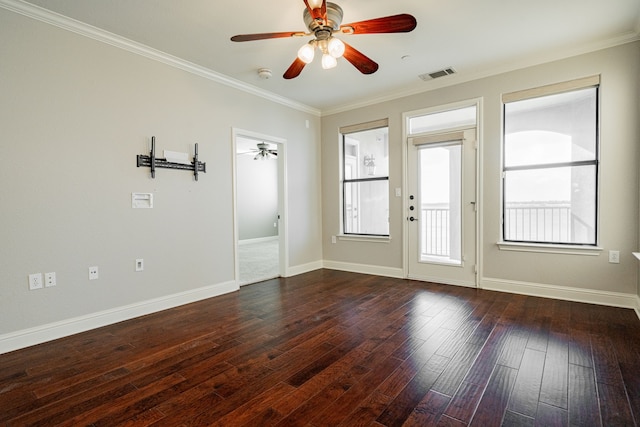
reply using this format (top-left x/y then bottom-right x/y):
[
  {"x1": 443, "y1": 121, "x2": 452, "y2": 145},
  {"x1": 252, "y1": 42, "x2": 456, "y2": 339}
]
[
  {"x1": 297, "y1": 41, "x2": 316, "y2": 64},
  {"x1": 230, "y1": 0, "x2": 416, "y2": 79}
]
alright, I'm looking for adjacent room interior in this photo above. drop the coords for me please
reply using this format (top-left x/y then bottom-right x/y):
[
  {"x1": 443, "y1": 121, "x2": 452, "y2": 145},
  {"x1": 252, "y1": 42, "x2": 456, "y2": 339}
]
[{"x1": 1, "y1": 0, "x2": 639, "y2": 425}]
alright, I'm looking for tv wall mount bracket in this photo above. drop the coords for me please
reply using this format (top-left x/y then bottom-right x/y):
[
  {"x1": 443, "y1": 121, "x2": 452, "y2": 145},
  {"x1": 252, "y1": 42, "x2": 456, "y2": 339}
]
[{"x1": 136, "y1": 136, "x2": 206, "y2": 181}]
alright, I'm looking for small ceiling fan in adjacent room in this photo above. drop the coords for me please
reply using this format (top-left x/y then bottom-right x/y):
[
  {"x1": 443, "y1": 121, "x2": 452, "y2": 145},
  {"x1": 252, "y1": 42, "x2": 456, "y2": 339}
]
[
  {"x1": 230, "y1": 0, "x2": 417, "y2": 79},
  {"x1": 238, "y1": 142, "x2": 278, "y2": 160}
]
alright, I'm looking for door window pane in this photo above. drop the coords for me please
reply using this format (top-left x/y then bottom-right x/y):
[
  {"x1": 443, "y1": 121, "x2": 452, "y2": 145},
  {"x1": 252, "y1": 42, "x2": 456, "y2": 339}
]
[{"x1": 419, "y1": 143, "x2": 462, "y2": 264}]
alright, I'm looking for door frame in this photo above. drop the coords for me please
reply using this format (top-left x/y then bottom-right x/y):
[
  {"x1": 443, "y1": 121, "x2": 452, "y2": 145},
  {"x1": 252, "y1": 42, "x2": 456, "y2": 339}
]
[
  {"x1": 402, "y1": 98, "x2": 483, "y2": 287},
  {"x1": 231, "y1": 128, "x2": 288, "y2": 285}
]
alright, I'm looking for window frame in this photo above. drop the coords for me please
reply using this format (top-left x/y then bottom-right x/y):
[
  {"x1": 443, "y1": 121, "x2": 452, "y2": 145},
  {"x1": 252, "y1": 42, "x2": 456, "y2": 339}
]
[
  {"x1": 340, "y1": 119, "x2": 390, "y2": 238},
  {"x1": 500, "y1": 76, "x2": 601, "y2": 249}
]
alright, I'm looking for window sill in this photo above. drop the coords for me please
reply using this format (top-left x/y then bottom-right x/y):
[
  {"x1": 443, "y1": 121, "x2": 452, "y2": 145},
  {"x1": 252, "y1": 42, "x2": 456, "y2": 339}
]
[
  {"x1": 338, "y1": 234, "x2": 391, "y2": 243},
  {"x1": 497, "y1": 241, "x2": 602, "y2": 256}
]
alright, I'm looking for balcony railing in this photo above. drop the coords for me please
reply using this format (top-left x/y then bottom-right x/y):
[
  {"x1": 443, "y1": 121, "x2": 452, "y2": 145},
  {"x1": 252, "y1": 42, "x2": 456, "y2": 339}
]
[
  {"x1": 504, "y1": 202, "x2": 573, "y2": 242},
  {"x1": 421, "y1": 205, "x2": 450, "y2": 257},
  {"x1": 421, "y1": 202, "x2": 583, "y2": 257}
]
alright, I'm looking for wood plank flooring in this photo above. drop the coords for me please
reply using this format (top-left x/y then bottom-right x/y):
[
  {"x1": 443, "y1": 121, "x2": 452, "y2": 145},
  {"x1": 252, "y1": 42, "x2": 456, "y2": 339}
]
[{"x1": 1, "y1": 269, "x2": 640, "y2": 426}]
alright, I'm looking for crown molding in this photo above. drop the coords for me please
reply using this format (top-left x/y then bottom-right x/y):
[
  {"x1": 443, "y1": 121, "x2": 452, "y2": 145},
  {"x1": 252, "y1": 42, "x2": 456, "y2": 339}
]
[
  {"x1": 322, "y1": 31, "x2": 640, "y2": 116},
  {"x1": 0, "y1": 0, "x2": 321, "y2": 116}
]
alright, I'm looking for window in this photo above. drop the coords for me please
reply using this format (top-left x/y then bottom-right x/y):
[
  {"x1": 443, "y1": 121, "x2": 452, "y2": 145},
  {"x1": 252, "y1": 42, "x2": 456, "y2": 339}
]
[
  {"x1": 409, "y1": 105, "x2": 477, "y2": 134},
  {"x1": 502, "y1": 76, "x2": 599, "y2": 245},
  {"x1": 341, "y1": 119, "x2": 389, "y2": 236}
]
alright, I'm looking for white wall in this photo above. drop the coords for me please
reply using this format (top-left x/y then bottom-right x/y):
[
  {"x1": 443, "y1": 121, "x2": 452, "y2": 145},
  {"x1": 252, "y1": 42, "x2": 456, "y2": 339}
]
[
  {"x1": 0, "y1": 8, "x2": 322, "y2": 351},
  {"x1": 322, "y1": 42, "x2": 640, "y2": 302},
  {"x1": 237, "y1": 154, "x2": 278, "y2": 240}
]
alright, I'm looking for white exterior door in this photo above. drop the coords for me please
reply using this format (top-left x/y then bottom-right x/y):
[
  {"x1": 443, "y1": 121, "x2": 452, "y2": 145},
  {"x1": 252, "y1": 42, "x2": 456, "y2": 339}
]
[{"x1": 406, "y1": 128, "x2": 477, "y2": 287}]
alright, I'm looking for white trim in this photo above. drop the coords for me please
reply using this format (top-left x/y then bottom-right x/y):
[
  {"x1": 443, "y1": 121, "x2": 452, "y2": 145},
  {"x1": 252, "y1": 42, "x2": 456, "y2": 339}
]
[
  {"x1": 402, "y1": 98, "x2": 482, "y2": 288},
  {"x1": 0, "y1": 0, "x2": 320, "y2": 116},
  {"x1": 286, "y1": 261, "x2": 324, "y2": 278},
  {"x1": 323, "y1": 260, "x2": 403, "y2": 278},
  {"x1": 482, "y1": 277, "x2": 638, "y2": 310},
  {"x1": 497, "y1": 241, "x2": 603, "y2": 256},
  {"x1": 337, "y1": 234, "x2": 391, "y2": 243},
  {"x1": 322, "y1": 36, "x2": 639, "y2": 116},
  {"x1": 0, "y1": 280, "x2": 238, "y2": 355},
  {"x1": 238, "y1": 236, "x2": 278, "y2": 246},
  {"x1": 2, "y1": 0, "x2": 635, "y2": 117},
  {"x1": 232, "y1": 128, "x2": 288, "y2": 285}
]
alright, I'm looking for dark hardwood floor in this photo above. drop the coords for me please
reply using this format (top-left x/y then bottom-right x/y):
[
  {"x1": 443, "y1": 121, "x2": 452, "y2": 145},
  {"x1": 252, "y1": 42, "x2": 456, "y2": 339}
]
[{"x1": 1, "y1": 269, "x2": 640, "y2": 426}]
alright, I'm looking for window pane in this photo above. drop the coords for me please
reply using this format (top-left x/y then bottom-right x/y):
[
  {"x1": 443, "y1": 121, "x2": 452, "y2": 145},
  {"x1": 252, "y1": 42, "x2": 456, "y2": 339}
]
[
  {"x1": 504, "y1": 165, "x2": 596, "y2": 244},
  {"x1": 409, "y1": 106, "x2": 476, "y2": 134},
  {"x1": 344, "y1": 127, "x2": 388, "y2": 179},
  {"x1": 343, "y1": 180, "x2": 389, "y2": 235},
  {"x1": 505, "y1": 88, "x2": 597, "y2": 167},
  {"x1": 419, "y1": 143, "x2": 462, "y2": 264}
]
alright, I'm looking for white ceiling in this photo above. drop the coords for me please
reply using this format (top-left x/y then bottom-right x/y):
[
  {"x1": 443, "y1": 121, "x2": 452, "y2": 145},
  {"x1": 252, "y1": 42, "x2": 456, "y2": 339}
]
[{"x1": 13, "y1": 0, "x2": 640, "y2": 113}]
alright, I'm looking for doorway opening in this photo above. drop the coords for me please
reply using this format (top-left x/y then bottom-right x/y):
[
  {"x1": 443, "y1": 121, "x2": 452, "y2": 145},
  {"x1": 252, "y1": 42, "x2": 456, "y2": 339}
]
[{"x1": 232, "y1": 129, "x2": 287, "y2": 286}]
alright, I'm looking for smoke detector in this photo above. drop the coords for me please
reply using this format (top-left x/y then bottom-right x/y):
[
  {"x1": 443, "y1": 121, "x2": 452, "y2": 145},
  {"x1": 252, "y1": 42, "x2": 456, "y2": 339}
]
[{"x1": 257, "y1": 68, "x2": 272, "y2": 79}]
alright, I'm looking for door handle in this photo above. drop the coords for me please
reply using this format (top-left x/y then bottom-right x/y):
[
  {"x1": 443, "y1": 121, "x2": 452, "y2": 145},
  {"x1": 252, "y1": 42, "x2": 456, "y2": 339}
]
[{"x1": 409, "y1": 216, "x2": 418, "y2": 222}]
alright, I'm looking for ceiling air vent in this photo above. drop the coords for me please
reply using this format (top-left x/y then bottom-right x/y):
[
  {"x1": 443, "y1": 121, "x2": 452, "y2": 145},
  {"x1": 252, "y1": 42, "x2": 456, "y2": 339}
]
[{"x1": 419, "y1": 67, "x2": 456, "y2": 81}]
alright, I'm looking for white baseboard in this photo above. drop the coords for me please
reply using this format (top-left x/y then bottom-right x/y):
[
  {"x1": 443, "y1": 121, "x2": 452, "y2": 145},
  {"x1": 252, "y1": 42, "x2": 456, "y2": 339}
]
[
  {"x1": 323, "y1": 260, "x2": 404, "y2": 279},
  {"x1": 0, "y1": 280, "x2": 238, "y2": 355},
  {"x1": 482, "y1": 277, "x2": 639, "y2": 312},
  {"x1": 238, "y1": 236, "x2": 278, "y2": 245},
  {"x1": 286, "y1": 260, "x2": 323, "y2": 277}
]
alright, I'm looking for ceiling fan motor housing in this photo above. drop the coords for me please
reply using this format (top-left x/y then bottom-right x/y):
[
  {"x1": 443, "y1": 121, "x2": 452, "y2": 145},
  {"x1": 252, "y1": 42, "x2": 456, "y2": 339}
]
[{"x1": 303, "y1": 2, "x2": 343, "y2": 33}]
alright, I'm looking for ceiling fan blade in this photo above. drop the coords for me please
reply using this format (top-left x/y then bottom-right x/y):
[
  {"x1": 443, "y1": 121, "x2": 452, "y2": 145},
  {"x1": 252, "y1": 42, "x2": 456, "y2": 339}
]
[
  {"x1": 340, "y1": 14, "x2": 417, "y2": 35},
  {"x1": 231, "y1": 31, "x2": 306, "y2": 42},
  {"x1": 283, "y1": 58, "x2": 307, "y2": 79},
  {"x1": 343, "y1": 42, "x2": 379, "y2": 75}
]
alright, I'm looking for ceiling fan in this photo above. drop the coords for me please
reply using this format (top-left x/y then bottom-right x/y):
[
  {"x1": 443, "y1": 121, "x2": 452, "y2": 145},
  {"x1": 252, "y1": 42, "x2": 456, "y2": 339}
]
[
  {"x1": 239, "y1": 142, "x2": 278, "y2": 160},
  {"x1": 230, "y1": 0, "x2": 417, "y2": 79}
]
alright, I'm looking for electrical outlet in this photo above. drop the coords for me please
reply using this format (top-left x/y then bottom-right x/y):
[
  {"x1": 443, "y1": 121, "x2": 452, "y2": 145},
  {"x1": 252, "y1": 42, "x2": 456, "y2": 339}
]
[
  {"x1": 331, "y1": 235, "x2": 337, "y2": 244},
  {"x1": 28, "y1": 273, "x2": 43, "y2": 290},
  {"x1": 609, "y1": 250, "x2": 620, "y2": 264},
  {"x1": 89, "y1": 266, "x2": 99, "y2": 280},
  {"x1": 135, "y1": 259, "x2": 144, "y2": 272},
  {"x1": 45, "y1": 272, "x2": 56, "y2": 287}
]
